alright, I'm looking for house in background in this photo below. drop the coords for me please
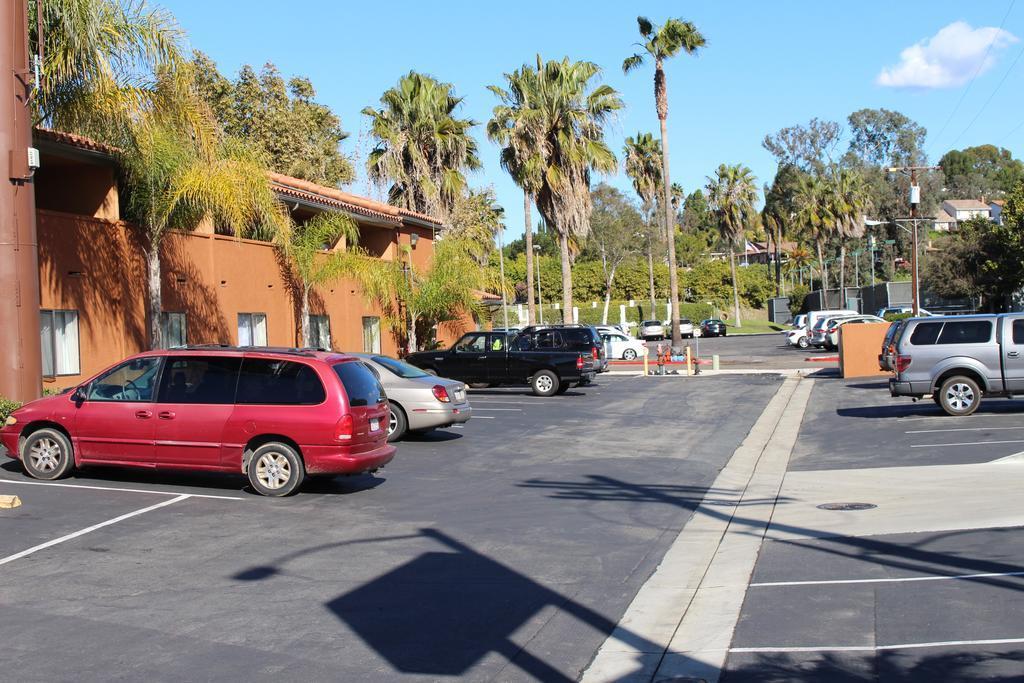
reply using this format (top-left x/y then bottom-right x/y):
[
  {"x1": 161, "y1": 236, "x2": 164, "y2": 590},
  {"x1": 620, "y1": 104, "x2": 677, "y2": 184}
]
[
  {"x1": 989, "y1": 199, "x2": 1005, "y2": 225},
  {"x1": 32, "y1": 128, "x2": 462, "y2": 390},
  {"x1": 934, "y1": 199, "x2": 992, "y2": 231}
]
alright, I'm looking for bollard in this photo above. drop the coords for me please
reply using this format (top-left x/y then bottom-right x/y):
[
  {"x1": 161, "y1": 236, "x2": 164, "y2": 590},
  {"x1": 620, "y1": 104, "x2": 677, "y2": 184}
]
[
  {"x1": 685, "y1": 346, "x2": 692, "y2": 376},
  {"x1": 642, "y1": 346, "x2": 649, "y2": 376},
  {"x1": 712, "y1": 354, "x2": 720, "y2": 371}
]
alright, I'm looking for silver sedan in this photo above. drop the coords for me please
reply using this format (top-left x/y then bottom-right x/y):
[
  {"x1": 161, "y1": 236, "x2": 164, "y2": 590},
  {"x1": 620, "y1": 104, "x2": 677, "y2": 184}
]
[{"x1": 351, "y1": 353, "x2": 472, "y2": 441}]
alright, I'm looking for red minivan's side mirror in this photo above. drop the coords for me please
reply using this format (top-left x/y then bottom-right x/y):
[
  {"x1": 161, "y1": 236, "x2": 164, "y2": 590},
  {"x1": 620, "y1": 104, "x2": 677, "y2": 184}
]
[{"x1": 71, "y1": 386, "x2": 87, "y2": 402}]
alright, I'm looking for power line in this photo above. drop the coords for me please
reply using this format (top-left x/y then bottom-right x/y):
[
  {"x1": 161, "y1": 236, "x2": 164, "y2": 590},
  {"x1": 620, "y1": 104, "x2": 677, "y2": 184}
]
[{"x1": 930, "y1": 0, "x2": 1016, "y2": 153}]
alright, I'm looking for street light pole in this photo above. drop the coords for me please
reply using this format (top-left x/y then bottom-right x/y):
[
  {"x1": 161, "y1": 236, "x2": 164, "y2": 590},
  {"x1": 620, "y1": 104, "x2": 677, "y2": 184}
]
[
  {"x1": 497, "y1": 218, "x2": 508, "y2": 331},
  {"x1": 534, "y1": 244, "x2": 543, "y2": 325}
]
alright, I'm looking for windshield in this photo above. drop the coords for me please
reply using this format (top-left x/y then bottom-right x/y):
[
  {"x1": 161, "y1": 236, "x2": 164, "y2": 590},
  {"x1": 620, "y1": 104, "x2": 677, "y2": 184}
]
[{"x1": 371, "y1": 355, "x2": 431, "y2": 379}]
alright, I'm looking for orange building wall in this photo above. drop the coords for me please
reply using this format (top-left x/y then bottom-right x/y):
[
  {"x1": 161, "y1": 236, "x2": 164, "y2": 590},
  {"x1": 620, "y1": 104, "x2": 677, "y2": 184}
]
[
  {"x1": 35, "y1": 211, "x2": 443, "y2": 390},
  {"x1": 838, "y1": 322, "x2": 891, "y2": 379}
]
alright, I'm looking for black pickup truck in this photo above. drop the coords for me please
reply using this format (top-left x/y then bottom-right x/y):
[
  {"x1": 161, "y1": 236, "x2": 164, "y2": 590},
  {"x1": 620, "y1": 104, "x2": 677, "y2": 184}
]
[{"x1": 405, "y1": 330, "x2": 596, "y2": 396}]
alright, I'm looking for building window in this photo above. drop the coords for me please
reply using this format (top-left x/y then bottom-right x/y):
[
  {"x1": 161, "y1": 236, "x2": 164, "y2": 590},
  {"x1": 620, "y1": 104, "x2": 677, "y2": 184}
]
[
  {"x1": 309, "y1": 314, "x2": 331, "y2": 350},
  {"x1": 238, "y1": 313, "x2": 268, "y2": 346},
  {"x1": 362, "y1": 316, "x2": 381, "y2": 354},
  {"x1": 40, "y1": 310, "x2": 80, "y2": 376},
  {"x1": 161, "y1": 312, "x2": 187, "y2": 348}
]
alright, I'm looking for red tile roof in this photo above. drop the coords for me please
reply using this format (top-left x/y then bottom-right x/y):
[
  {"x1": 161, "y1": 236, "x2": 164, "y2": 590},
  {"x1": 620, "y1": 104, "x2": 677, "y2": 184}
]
[
  {"x1": 34, "y1": 127, "x2": 120, "y2": 155},
  {"x1": 269, "y1": 172, "x2": 443, "y2": 228}
]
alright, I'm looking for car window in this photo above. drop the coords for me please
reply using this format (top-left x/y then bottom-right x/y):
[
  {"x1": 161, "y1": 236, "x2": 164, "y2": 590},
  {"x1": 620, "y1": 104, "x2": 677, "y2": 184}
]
[
  {"x1": 937, "y1": 320, "x2": 992, "y2": 345},
  {"x1": 236, "y1": 358, "x2": 326, "y2": 405},
  {"x1": 909, "y1": 322, "x2": 943, "y2": 345},
  {"x1": 158, "y1": 356, "x2": 241, "y2": 404},
  {"x1": 455, "y1": 334, "x2": 487, "y2": 353},
  {"x1": 1013, "y1": 319, "x2": 1024, "y2": 345},
  {"x1": 536, "y1": 330, "x2": 563, "y2": 349},
  {"x1": 488, "y1": 334, "x2": 507, "y2": 352},
  {"x1": 371, "y1": 355, "x2": 430, "y2": 379},
  {"x1": 88, "y1": 357, "x2": 162, "y2": 402},
  {"x1": 679, "y1": 319, "x2": 691, "y2": 325},
  {"x1": 332, "y1": 361, "x2": 385, "y2": 408}
]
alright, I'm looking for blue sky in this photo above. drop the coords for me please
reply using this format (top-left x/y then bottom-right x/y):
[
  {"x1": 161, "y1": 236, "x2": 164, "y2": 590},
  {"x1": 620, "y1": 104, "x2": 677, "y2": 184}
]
[{"x1": 163, "y1": 0, "x2": 1024, "y2": 238}]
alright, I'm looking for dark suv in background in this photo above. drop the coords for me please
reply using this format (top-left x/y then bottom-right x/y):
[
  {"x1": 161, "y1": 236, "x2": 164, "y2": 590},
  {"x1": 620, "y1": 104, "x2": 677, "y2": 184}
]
[{"x1": 517, "y1": 324, "x2": 608, "y2": 374}]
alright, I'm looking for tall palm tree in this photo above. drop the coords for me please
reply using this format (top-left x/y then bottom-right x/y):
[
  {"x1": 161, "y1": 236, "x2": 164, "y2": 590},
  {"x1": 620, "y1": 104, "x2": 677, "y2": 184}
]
[
  {"x1": 33, "y1": 0, "x2": 186, "y2": 138},
  {"x1": 707, "y1": 164, "x2": 759, "y2": 328},
  {"x1": 277, "y1": 212, "x2": 361, "y2": 348},
  {"x1": 624, "y1": 16, "x2": 706, "y2": 348},
  {"x1": 362, "y1": 72, "x2": 481, "y2": 222},
  {"x1": 828, "y1": 169, "x2": 870, "y2": 297},
  {"x1": 121, "y1": 91, "x2": 288, "y2": 349},
  {"x1": 623, "y1": 132, "x2": 663, "y2": 317},
  {"x1": 794, "y1": 174, "x2": 832, "y2": 291},
  {"x1": 488, "y1": 67, "x2": 546, "y2": 325},
  {"x1": 516, "y1": 56, "x2": 623, "y2": 323}
]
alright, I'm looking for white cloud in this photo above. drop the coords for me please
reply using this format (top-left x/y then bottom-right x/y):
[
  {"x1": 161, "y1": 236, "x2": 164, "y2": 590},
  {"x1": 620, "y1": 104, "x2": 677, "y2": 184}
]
[{"x1": 877, "y1": 21, "x2": 1018, "y2": 88}]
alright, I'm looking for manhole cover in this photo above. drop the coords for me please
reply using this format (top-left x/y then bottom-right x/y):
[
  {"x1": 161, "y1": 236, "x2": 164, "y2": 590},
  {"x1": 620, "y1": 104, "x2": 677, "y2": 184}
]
[{"x1": 816, "y1": 502, "x2": 877, "y2": 511}]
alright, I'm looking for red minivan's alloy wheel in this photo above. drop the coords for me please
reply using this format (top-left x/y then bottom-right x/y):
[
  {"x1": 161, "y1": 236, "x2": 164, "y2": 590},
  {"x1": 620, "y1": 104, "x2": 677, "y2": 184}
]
[
  {"x1": 247, "y1": 442, "x2": 305, "y2": 497},
  {"x1": 21, "y1": 428, "x2": 75, "y2": 480}
]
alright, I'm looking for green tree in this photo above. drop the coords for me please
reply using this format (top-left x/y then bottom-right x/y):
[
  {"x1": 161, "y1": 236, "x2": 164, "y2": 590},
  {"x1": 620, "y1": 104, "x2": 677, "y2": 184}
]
[
  {"x1": 707, "y1": 164, "x2": 759, "y2": 327},
  {"x1": 363, "y1": 72, "x2": 481, "y2": 221},
  {"x1": 623, "y1": 15, "x2": 706, "y2": 348},
  {"x1": 121, "y1": 95, "x2": 288, "y2": 349},
  {"x1": 447, "y1": 187, "x2": 504, "y2": 267},
  {"x1": 828, "y1": 169, "x2": 870, "y2": 293},
  {"x1": 794, "y1": 173, "x2": 831, "y2": 291},
  {"x1": 587, "y1": 184, "x2": 643, "y2": 323},
  {"x1": 845, "y1": 108, "x2": 927, "y2": 167},
  {"x1": 517, "y1": 56, "x2": 623, "y2": 323},
  {"x1": 623, "y1": 132, "x2": 664, "y2": 315},
  {"x1": 939, "y1": 145, "x2": 1024, "y2": 199},
  {"x1": 191, "y1": 53, "x2": 355, "y2": 187},
  {"x1": 278, "y1": 213, "x2": 361, "y2": 348},
  {"x1": 762, "y1": 118, "x2": 841, "y2": 175},
  {"x1": 33, "y1": 0, "x2": 185, "y2": 139}
]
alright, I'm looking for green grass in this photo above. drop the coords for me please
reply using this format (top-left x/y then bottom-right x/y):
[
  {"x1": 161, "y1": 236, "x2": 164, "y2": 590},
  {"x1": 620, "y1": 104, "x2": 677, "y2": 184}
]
[{"x1": 725, "y1": 317, "x2": 787, "y2": 335}]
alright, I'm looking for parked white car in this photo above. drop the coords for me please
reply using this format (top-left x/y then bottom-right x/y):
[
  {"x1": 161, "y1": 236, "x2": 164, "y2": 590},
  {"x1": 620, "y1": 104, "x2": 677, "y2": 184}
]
[
  {"x1": 824, "y1": 315, "x2": 886, "y2": 350},
  {"x1": 601, "y1": 331, "x2": 647, "y2": 361},
  {"x1": 785, "y1": 328, "x2": 810, "y2": 349},
  {"x1": 639, "y1": 320, "x2": 665, "y2": 341},
  {"x1": 675, "y1": 319, "x2": 695, "y2": 339}
]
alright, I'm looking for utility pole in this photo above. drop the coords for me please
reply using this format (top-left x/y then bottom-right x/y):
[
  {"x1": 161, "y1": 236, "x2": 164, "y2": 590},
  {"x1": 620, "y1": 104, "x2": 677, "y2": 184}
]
[
  {"x1": 887, "y1": 166, "x2": 940, "y2": 316},
  {"x1": 0, "y1": 0, "x2": 42, "y2": 402}
]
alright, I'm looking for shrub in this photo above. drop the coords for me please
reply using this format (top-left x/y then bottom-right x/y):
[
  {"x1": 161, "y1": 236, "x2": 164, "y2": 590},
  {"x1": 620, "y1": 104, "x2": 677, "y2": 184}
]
[
  {"x1": 883, "y1": 312, "x2": 914, "y2": 322},
  {"x1": 0, "y1": 397, "x2": 20, "y2": 424}
]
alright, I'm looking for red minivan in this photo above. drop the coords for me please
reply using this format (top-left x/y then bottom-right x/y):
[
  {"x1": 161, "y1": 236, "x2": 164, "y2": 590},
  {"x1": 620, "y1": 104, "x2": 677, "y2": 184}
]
[{"x1": 0, "y1": 348, "x2": 396, "y2": 496}]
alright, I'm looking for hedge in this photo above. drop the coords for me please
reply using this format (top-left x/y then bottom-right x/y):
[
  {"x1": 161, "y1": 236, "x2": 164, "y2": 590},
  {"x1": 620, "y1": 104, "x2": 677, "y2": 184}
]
[{"x1": 0, "y1": 397, "x2": 19, "y2": 424}]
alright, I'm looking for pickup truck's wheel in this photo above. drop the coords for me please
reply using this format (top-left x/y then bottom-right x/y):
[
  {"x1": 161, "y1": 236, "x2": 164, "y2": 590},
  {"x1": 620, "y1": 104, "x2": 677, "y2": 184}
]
[
  {"x1": 387, "y1": 401, "x2": 407, "y2": 442},
  {"x1": 623, "y1": 348, "x2": 638, "y2": 361},
  {"x1": 531, "y1": 370, "x2": 560, "y2": 397},
  {"x1": 938, "y1": 376, "x2": 981, "y2": 416}
]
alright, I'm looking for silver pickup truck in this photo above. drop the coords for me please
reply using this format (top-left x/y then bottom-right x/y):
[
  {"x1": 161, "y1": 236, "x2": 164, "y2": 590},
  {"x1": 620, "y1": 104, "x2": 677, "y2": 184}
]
[{"x1": 889, "y1": 313, "x2": 1024, "y2": 416}]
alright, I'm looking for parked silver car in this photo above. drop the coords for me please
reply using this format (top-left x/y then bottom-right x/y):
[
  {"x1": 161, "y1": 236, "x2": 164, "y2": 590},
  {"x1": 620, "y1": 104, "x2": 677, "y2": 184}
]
[
  {"x1": 639, "y1": 320, "x2": 665, "y2": 341},
  {"x1": 889, "y1": 313, "x2": 1024, "y2": 416},
  {"x1": 354, "y1": 353, "x2": 472, "y2": 440}
]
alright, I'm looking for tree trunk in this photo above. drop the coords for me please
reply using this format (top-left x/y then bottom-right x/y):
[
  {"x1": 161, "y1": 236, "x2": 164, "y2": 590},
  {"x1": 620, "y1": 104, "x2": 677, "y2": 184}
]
[
  {"x1": 647, "y1": 232, "x2": 657, "y2": 316},
  {"x1": 774, "y1": 220, "x2": 782, "y2": 296},
  {"x1": 558, "y1": 232, "x2": 573, "y2": 323},
  {"x1": 300, "y1": 286, "x2": 311, "y2": 348},
  {"x1": 730, "y1": 247, "x2": 742, "y2": 328},
  {"x1": 816, "y1": 239, "x2": 828, "y2": 292},
  {"x1": 524, "y1": 191, "x2": 535, "y2": 325},
  {"x1": 146, "y1": 242, "x2": 163, "y2": 350},
  {"x1": 602, "y1": 262, "x2": 618, "y2": 325},
  {"x1": 407, "y1": 310, "x2": 417, "y2": 355},
  {"x1": 658, "y1": 96, "x2": 682, "y2": 350},
  {"x1": 839, "y1": 244, "x2": 846, "y2": 307}
]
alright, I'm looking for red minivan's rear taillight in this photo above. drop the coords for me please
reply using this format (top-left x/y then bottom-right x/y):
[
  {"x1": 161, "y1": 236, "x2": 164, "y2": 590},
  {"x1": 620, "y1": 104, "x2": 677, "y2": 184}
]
[
  {"x1": 576, "y1": 355, "x2": 584, "y2": 370},
  {"x1": 895, "y1": 354, "x2": 912, "y2": 373},
  {"x1": 335, "y1": 414, "x2": 354, "y2": 441},
  {"x1": 432, "y1": 385, "x2": 451, "y2": 403}
]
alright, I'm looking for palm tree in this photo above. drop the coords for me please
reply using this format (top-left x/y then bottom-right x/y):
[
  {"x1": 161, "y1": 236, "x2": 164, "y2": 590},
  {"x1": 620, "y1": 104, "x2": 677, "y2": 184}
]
[
  {"x1": 278, "y1": 213, "x2": 361, "y2": 348},
  {"x1": 362, "y1": 72, "x2": 481, "y2": 222},
  {"x1": 34, "y1": 0, "x2": 186, "y2": 141},
  {"x1": 707, "y1": 164, "x2": 759, "y2": 328},
  {"x1": 516, "y1": 56, "x2": 623, "y2": 323},
  {"x1": 623, "y1": 132, "x2": 663, "y2": 317},
  {"x1": 794, "y1": 174, "x2": 832, "y2": 291},
  {"x1": 488, "y1": 67, "x2": 546, "y2": 325},
  {"x1": 828, "y1": 169, "x2": 870, "y2": 296},
  {"x1": 624, "y1": 16, "x2": 706, "y2": 348},
  {"x1": 121, "y1": 109, "x2": 288, "y2": 349}
]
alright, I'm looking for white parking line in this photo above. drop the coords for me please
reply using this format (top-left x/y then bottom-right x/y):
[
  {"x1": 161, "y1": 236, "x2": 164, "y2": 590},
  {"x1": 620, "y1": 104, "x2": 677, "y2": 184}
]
[
  {"x1": 910, "y1": 439, "x2": 1024, "y2": 448},
  {"x1": 0, "y1": 478, "x2": 244, "y2": 500},
  {"x1": 0, "y1": 493, "x2": 190, "y2": 566},
  {"x1": 751, "y1": 569, "x2": 1024, "y2": 587},
  {"x1": 906, "y1": 426, "x2": 1024, "y2": 434},
  {"x1": 730, "y1": 636, "x2": 1024, "y2": 654}
]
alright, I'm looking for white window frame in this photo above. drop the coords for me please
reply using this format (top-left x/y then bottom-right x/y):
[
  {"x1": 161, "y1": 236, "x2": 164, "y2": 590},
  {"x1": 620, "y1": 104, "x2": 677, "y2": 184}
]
[
  {"x1": 362, "y1": 316, "x2": 381, "y2": 354},
  {"x1": 238, "y1": 312, "x2": 268, "y2": 346},
  {"x1": 40, "y1": 309, "x2": 80, "y2": 377},
  {"x1": 309, "y1": 314, "x2": 331, "y2": 350},
  {"x1": 161, "y1": 312, "x2": 188, "y2": 349}
]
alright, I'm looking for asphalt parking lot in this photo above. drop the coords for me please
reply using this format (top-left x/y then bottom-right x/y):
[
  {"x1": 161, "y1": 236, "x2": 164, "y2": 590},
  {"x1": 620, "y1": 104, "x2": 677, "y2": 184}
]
[
  {"x1": 0, "y1": 373, "x2": 782, "y2": 682},
  {"x1": 636, "y1": 332, "x2": 834, "y2": 370},
  {"x1": 722, "y1": 377, "x2": 1024, "y2": 682}
]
